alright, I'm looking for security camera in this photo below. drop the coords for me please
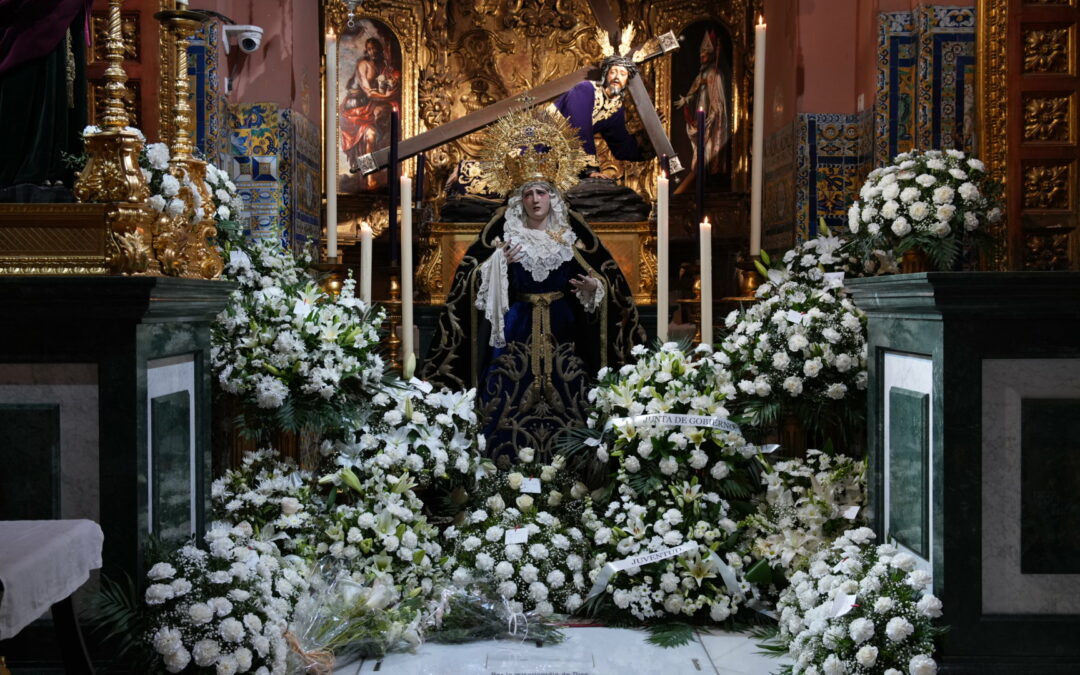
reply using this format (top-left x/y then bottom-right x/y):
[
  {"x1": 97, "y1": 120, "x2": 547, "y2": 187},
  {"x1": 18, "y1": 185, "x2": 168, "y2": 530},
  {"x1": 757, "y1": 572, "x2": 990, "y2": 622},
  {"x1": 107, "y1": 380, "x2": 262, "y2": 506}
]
[{"x1": 223, "y1": 25, "x2": 263, "y2": 54}]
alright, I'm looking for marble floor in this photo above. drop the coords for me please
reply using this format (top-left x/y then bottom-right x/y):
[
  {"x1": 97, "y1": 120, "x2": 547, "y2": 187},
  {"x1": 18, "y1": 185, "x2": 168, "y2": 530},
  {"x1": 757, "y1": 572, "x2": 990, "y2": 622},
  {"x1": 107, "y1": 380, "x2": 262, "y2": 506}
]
[{"x1": 340, "y1": 627, "x2": 787, "y2": 675}]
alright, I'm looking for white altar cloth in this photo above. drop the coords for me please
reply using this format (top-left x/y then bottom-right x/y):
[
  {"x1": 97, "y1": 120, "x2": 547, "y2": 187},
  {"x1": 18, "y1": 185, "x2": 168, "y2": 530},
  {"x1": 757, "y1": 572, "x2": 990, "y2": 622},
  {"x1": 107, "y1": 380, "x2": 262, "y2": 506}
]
[{"x1": 0, "y1": 519, "x2": 103, "y2": 639}]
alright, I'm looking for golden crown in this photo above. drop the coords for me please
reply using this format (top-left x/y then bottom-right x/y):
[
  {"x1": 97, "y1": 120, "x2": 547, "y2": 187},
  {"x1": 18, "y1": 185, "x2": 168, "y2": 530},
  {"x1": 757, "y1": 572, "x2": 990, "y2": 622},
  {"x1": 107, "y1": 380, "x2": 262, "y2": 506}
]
[{"x1": 478, "y1": 103, "x2": 590, "y2": 195}]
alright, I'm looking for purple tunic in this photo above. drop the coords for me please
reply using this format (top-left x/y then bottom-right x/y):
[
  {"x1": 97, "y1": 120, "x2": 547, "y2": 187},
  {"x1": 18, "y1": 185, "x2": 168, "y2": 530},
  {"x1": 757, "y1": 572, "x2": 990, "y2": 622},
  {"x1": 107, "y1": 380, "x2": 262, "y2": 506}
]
[{"x1": 550, "y1": 81, "x2": 644, "y2": 162}]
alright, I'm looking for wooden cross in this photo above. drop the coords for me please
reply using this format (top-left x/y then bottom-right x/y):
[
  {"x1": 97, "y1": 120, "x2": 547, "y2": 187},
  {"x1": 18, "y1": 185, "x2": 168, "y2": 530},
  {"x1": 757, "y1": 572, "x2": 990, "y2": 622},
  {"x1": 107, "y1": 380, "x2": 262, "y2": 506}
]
[{"x1": 353, "y1": 1, "x2": 685, "y2": 177}]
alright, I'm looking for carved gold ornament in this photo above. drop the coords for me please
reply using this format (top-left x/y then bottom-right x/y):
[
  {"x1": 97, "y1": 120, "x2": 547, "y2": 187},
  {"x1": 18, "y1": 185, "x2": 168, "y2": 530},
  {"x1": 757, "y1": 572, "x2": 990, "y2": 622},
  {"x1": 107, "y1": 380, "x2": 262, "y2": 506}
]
[
  {"x1": 1023, "y1": 163, "x2": 1071, "y2": 209},
  {"x1": 1023, "y1": 27, "x2": 1070, "y2": 73},
  {"x1": 1024, "y1": 230, "x2": 1072, "y2": 270},
  {"x1": 1023, "y1": 94, "x2": 1071, "y2": 141}
]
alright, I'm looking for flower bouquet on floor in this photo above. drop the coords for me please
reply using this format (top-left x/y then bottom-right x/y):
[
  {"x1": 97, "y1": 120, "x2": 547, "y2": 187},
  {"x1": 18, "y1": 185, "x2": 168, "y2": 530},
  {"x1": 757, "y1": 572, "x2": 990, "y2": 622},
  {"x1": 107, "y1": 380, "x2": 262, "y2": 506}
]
[
  {"x1": 741, "y1": 449, "x2": 867, "y2": 586},
  {"x1": 142, "y1": 521, "x2": 307, "y2": 674},
  {"x1": 846, "y1": 149, "x2": 1002, "y2": 271},
  {"x1": 720, "y1": 266, "x2": 868, "y2": 449},
  {"x1": 211, "y1": 448, "x2": 323, "y2": 559},
  {"x1": 759, "y1": 527, "x2": 945, "y2": 675},
  {"x1": 577, "y1": 343, "x2": 768, "y2": 627},
  {"x1": 444, "y1": 450, "x2": 591, "y2": 616}
]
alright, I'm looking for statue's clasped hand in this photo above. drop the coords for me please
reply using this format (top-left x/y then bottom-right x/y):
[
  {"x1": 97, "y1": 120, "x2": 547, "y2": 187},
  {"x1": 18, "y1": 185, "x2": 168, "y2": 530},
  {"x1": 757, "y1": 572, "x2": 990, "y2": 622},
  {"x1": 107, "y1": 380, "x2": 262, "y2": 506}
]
[
  {"x1": 503, "y1": 242, "x2": 524, "y2": 264},
  {"x1": 569, "y1": 274, "x2": 599, "y2": 293}
]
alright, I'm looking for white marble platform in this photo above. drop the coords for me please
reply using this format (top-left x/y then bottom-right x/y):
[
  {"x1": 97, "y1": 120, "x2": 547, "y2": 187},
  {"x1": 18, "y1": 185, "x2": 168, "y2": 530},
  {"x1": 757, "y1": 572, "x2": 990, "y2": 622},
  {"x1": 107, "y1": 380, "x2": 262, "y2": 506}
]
[{"x1": 340, "y1": 627, "x2": 786, "y2": 675}]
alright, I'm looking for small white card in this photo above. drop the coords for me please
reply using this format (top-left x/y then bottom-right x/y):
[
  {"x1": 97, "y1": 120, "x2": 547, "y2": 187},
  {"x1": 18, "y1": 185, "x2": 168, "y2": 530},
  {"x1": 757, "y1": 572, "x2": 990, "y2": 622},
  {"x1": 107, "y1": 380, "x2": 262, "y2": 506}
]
[
  {"x1": 785, "y1": 310, "x2": 805, "y2": 324},
  {"x1": 504, "y1": 527, "x2": 530, "y2": 545},
  {"x1": 831, "y1": 592, "x2": 858, "y2": 618},
  {"x1": 842, "y1": 505, "x2": 861, "y2": 520},
  {"x1": 520, "y1": 477, "x2": 542, "y2": 494}
]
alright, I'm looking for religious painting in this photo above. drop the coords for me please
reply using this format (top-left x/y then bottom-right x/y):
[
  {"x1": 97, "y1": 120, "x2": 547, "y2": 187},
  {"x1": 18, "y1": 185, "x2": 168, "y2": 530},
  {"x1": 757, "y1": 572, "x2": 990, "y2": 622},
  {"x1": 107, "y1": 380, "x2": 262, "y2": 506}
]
[
  {"x1": 336, "y1": 19, "x2": 402, "y2": 194},
  {"x1": 671, "y1": 20, "x2": 734, "y2": 192}
]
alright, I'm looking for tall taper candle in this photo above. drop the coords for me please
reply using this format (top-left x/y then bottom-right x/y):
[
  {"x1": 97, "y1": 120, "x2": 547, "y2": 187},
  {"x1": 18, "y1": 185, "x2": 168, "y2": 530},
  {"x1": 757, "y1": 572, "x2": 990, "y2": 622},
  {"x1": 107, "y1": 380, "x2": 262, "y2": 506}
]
[
  {"x1": 696, "y1": 107, "x2": 706, "y2": 225},
  {"x1": 750, "y1": 16, "x2": 767, "y2": 255},
  {"x1": 360, "y1": 221, "x2": 373, "y2": 304},
  {"x1": 415, "y1": 153, "x2": 425, "y2": 208},
  {"x1": 700, "y1": 217, "x2": 713, "y2": 345},
  {"x1": 388, "y1": 110, "x2": 399, "y2": 265},
  {"x1": 324, "y1": 31, "x2": 338, "y2": 262},
  {"x1": 400, "y1": 175, "x2": 414, "y2": 368},
  {"x1": 657, "y1": 158, "x2": 670, "y2": 342}
]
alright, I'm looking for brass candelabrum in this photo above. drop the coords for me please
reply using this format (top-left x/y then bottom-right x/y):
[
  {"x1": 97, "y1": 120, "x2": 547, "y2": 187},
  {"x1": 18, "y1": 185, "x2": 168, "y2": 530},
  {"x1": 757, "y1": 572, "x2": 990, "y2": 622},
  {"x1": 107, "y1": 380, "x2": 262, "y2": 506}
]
[
  {"x1": 385, "y1": 271, "x2": 403, "y2": 371},
  {"x1": 73, "y1": 0, "x2": 154, "y2": 274},
  {"x1": 154, "y1": 5, "x2": 223, "y2": 279}
]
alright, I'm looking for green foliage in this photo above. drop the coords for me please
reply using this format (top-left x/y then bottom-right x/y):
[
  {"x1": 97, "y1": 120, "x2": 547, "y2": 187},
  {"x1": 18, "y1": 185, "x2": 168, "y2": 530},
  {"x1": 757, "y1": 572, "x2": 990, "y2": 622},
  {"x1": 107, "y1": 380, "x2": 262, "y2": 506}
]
[{"x1": 645, "y1": 621, "x2": 696, "y2": 648}]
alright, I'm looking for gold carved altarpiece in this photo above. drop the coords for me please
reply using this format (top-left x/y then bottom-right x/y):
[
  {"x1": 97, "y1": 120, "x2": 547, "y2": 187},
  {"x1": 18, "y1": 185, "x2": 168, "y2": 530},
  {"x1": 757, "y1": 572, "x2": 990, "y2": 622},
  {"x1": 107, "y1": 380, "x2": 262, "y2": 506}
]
[
  {"x1": 978, "y1": 0, "x2": 1080, "y2": 270},
  {"x1": 324, "y1": 0, "x2": 760, "y2": 304}
]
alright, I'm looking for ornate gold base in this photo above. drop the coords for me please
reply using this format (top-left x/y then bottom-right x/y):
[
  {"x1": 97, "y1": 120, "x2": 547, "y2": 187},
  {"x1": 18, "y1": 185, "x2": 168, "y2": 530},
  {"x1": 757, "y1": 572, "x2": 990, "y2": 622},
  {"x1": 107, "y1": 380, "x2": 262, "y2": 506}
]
[
  {"x1": 0, "y1": 203, "x2": 113, "y2": 275},
  {"x1": 736, "y1": 257, "x2": 763, "y2": 298}
]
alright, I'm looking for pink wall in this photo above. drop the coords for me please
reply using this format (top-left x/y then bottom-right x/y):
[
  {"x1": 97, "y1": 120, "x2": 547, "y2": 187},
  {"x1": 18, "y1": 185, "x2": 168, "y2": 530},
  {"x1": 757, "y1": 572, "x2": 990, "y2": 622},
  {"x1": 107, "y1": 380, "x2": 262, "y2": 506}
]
[
  {"x1": 198, "y1": 0, "x2": 320, "y2": 118},
  {"x1": 796, "y1": 0, "x2": 859, "y2": 114}
]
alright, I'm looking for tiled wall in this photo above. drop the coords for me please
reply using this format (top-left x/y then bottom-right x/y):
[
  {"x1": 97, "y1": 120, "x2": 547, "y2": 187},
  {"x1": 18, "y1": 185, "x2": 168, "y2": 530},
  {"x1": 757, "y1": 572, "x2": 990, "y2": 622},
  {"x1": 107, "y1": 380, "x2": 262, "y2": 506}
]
[
  {"x1": 228, "y1": 103, "x2": 321, "y2": 252},
  {"x1": 189, "y1": 23, "x2": 228, "y2": 164},
  {"x1": 795, "y1": 110, "x2": 875, "y2": 242},
  {"x1": 765, "y1": 5, "x2": 976, "y2": 244},
  {"x1": 876, "y1": 7, "x2": 976, "y2": 166}
]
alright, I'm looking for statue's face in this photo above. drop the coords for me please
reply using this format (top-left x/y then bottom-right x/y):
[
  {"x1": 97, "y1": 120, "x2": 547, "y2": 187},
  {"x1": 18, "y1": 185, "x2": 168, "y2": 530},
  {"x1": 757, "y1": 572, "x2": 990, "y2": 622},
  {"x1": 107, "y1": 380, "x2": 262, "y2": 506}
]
[
  {"x1": 604, "y1": 65, "x2": 629, "y2": 97},
  {"x1": 522, "y1": 185, "x2": 552, "y2": 225}
]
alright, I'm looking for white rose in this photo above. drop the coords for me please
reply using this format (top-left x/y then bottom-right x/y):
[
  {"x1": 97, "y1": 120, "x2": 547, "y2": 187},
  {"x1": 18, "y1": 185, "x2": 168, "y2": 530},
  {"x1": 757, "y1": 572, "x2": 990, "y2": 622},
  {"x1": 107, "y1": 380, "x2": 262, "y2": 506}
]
[
  {"x1": 856, "y1": 644, "x2": 879, "y2": 667},
  {"x1": 658, "y1": 456, "x2": 678, "y2": 475},
  {"x1": 909, "y1": 201, "x2": 930, "y2": 221},
  {"x1": 967, "y1": 158, "x2": 985, "y2": 171},
  {"x1": 782, "y1": 376, "x2": 803, "y2": 396},
  {"x1": 508, "y1": 473, "x2": 523, "y2": 489},
  {"x1": 849, "y1": 617, "x2": 875, "y2": 643},
  {"x1": 834, "y1": 353, "x2": 853, "y2": 372},
  {"x1": 882, "y1": 182, "x2": 901, "y2": 201},
  {"x1": 930, "y1": 221, "x2": 951, "y2": 237},
  {"x1": 518, "y1": 447, "x2": 535, "y2": 463},
  {"x1": 825, "y1": 383, "x2": 848, "y2": 399},
  {"x1": 547, "y1": 490, "x2": 563, "y2": 507},
  {"x1": 915, "y1": 173, "x2": 936, "y2": 187},
  {"x1": 908, "y1": 654, "x2": 938, "y2": 675},
  {"x1": 885, "y1": 616, "x2": 914, "y2": 642},
  {"x1": 880, "y1": 199, "x2": 900, "y2": 219},
  {"x1": 624, "y1": 455, "x2": 641, "y2": 473},
  {"x1": 515, "y1": 494, "x2": 534, "y2": 511},
  {"x1": 772, "y1": 351, "x2": 791, "y2": 369},
  {"x1": 957, "y1": 181, "x2": 980, "y2": 202},
  {"x1": 803, "y1": 358, "x2": 823, "y2": 378},
  {"x1": 710, "y1": 461, "x2": 729, "y2": 479},
  {"x1": 936, "y1": 204, "x2": 956, "y2": 221},
  {"x1": 963, "y1": 211, "x2": 979, "y2": 231},
  {"x1": 787, "y1": 333, "x2": 809, "y2": 352},
  {"x1": 148, "y1": 562, "x2": 177, "y2": 580},
  {"x1": 486, "y1": 495, "x2": 506, "y2": 512},
  {"x1": 891, "y1": 217, "x2": 911, "y2": 236},
  {"x1": 280, "y1": 497, "x2": 300, "y2": 515},
  {"x1": 899, "y1": 186, "x2": 920, "y2": 203},
  {"x1": 494, "y1": 561, "x2": 515, "y2": 579},
  {"x1": 916, "y1": 594, "x2": 943, "y2": 618}
]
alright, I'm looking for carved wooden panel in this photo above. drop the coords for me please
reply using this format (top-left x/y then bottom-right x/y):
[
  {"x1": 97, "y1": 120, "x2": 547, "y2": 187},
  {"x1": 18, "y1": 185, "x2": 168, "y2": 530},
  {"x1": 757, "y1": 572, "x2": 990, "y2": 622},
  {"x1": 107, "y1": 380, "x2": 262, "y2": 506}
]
[
  {"x1": 980, "y1": 0, "x2": 1080, "y2": 269},
  {"x1": 90, "y1": 11, "x2": 141, "y2": 63},
  {"x1": 1022, "y1": 92, "x2": 1073, "y2": 141}
]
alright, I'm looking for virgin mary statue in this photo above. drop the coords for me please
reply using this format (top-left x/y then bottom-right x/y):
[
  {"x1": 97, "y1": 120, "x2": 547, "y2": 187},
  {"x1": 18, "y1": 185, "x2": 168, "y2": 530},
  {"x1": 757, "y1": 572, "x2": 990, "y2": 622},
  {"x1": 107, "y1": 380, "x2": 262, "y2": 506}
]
[{"x1": 421, "y1": 107, "x2": 645, "y2": 465}]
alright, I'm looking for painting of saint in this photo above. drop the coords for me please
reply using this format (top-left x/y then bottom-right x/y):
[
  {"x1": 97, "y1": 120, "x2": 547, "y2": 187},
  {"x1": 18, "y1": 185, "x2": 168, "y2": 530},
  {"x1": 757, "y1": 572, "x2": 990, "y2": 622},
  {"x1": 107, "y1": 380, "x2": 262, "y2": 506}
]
[
  {"x1": 671, "y1": 21, "x2": 732, "y2": 192},
  {"x1": 337, "y1": 19, "x2": 402, "y2": 193}
]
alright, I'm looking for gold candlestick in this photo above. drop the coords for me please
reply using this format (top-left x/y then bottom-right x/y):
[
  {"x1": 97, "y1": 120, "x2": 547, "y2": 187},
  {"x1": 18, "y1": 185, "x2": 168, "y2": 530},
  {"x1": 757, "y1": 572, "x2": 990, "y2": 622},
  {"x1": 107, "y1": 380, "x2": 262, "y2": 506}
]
[
  {"x1": 154, "y1": 6, "x2": 223, "y2": 280},
  {"x1": 74, "y1": 0, "x2": 153, "y2": 275},
  {"x1": 386, "y1": 272, "x2": 403, "y2": 371}
]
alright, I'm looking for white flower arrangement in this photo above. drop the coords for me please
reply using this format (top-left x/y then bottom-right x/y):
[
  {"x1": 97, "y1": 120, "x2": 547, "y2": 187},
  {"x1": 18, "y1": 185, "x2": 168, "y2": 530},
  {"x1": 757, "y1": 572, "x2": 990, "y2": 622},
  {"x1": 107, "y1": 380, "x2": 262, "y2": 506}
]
[
  {"x1": 205, "y1": 162, "x2": 246, "y2": 233},
  {"x1": 847, "y1": 149, "x2": 1002, "y2": 270},
  {"x1": 445, "y1": 452, "x2": 590, "y2": 616},
  {"x1": 211, "y1": 235, "x2": 386, "y2": 431},
  {"x1": 211, "y1": 449, "x2": 322, "y2": 559},
  {"x1": 721, "y1": 268, "x2": 867, "y2": 434},
  {"x1": 316, "y1": 466, "x2": 446, "y2": 605},
  {"x1": 143, "y1": 521, "x2": 306, "y2": 674},
  {"x1": 581, "y1": 343, "x2": 764, "y2": 622},
  {"x1": 768, "y1": 527, "x2": 944, "y2": 675},
  {"x1": 773, "y1": 229, "x2": 897, "y2": 281},
  {"x1": 742, "y1": 450, "x2": 866, "y2": 581},
  {"x1": 331, "y1": 378, "x2": 483, "y2": 488}
]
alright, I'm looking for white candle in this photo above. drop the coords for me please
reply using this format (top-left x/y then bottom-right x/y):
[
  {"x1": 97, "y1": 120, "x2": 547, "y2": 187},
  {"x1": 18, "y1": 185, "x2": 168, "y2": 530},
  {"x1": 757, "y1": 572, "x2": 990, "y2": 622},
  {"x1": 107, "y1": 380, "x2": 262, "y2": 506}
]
[
  {"x1": 324, "y1": 31, "x2": 338, "y2": 262},
  {"x1": 400, "y1": 176, "x2": 414, "y2": 369},
  {"x1": 657, "y1": 171, "x2": 669, "y2": 342},
  {"x1": 750, "y1": 16, "x2": 766, "y2": 256},
  {"x1": 700, "y1": 217, "x2": 713, "y2": 345},
  {"x1": 360, "y1": 221, "x2": 373, "y2": 305}
]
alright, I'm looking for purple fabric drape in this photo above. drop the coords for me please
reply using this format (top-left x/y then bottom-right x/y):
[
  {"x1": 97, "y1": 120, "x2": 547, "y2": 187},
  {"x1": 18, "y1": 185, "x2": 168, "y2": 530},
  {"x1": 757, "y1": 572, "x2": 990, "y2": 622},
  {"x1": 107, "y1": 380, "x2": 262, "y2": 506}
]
[{"x1": 0, "y1": 0, "x2": 91, "y2": 75}]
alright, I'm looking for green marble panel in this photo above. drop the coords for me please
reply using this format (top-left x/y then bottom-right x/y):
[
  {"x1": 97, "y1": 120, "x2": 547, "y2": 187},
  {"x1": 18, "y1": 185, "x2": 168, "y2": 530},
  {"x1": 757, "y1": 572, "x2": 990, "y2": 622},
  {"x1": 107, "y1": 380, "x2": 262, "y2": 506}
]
[
  {"x1": 0, "y1": 404, "x2": 60, "y2": 519},
  {"x1": 152, "y1": 390, "x2": 191, "y2": 545},
  {"x1": 889, "y1": 386, "x2": 929, "y2": 558},
  {"x1": 1021, "y1": 398, "x2": 1080, "y2": 574}
]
